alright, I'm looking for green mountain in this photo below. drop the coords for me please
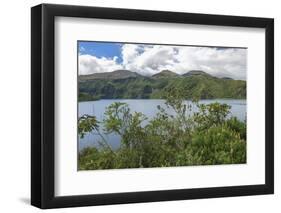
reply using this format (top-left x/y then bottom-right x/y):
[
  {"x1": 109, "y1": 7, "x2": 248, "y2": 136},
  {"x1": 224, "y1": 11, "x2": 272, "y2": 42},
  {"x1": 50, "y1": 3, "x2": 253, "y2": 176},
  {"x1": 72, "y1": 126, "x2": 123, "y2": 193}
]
[
  {"x1": 79, "y1": 69, "x2": 140, "y2": 81},
  {"x1": 221, "y1": 77, "x2": 234, "y2": 80},
  {"x1": 152, "y1": 70, "x2": 179, "y2": 78},
  {"x1": 78, "y1": 70, "x2": 246, "y2": 101},
  {"x1": 182, "y1": 70, "x2": 211, "y2": 77}
]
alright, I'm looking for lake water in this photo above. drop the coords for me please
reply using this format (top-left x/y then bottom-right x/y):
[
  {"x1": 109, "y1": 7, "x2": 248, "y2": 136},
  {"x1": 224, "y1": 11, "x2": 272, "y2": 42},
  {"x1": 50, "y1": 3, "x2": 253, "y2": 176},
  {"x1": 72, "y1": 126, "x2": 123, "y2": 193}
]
[{"x1": 78, "y1": 99, "x2": 246, "y2": 151}]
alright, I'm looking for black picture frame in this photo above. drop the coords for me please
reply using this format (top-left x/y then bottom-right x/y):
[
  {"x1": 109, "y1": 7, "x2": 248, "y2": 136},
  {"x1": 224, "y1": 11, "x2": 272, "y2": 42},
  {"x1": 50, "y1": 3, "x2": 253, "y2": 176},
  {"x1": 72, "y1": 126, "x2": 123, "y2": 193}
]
[{"x1": 31, "y1": 3, "x2": 274, "y2": 209}]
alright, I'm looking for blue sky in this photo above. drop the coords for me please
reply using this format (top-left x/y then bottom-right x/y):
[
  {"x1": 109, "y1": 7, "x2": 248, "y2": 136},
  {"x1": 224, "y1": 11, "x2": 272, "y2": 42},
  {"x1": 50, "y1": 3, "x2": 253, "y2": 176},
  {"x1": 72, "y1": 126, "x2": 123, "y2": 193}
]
[
  {"x1": 79, "y1": 41, "x2": 123, "y2": 63},
  {"x1": 78, "y1": 41, "x2": 247, "y2": 80}
]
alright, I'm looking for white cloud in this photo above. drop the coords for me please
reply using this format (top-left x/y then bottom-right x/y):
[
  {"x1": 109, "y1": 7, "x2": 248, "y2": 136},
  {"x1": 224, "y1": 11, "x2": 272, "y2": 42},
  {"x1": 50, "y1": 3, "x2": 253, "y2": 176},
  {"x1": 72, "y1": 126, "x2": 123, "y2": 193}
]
[
  {"x1": 121, "y1": 44, "x2": 246, "y2": 79},
  {"x1": 121, "y1": 44, "x2": 140, "y2": 65},
  {"x1": 174, "y1": 47, "x2": 247, "y2": 79},
  {"x1": 79, "y1": 54, "x2": 123, "y2": 75},
  {"x1": 79, "y1": 44, "x2": 247, "y2": 80},
  {"x1": 124, "y1": 45, "x2": 178, "y2": 76}
]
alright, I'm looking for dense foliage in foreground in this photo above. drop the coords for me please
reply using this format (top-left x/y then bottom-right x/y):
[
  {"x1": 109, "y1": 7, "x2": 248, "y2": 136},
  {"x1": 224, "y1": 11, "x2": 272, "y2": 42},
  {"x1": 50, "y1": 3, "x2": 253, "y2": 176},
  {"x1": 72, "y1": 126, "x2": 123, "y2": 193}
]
[
  {"x1": 78, "y1": 88, "x2": 246, "y2": 170},
  {"x1": 79, "y1": 71, "x2": 246, "y2": 101}
]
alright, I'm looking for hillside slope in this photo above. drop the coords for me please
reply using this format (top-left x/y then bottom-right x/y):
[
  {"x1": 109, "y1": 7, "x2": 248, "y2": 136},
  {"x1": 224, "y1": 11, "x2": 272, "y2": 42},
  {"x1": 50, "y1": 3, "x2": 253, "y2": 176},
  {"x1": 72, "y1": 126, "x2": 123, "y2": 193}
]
[
  {"x1": 79, "y1": 70, "x2": 246, "y2": 101},
  {"x1": 152, "y1": 70, "x2": 179, "y2": 78},
  {"x1": 79, "y1": 70, "x2": 140, "y2": 81}
]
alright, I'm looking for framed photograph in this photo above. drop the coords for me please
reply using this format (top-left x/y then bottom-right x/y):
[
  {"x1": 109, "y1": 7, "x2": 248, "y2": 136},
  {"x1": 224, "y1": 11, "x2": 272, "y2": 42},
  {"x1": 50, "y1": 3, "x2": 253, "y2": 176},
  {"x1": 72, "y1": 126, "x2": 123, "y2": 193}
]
[{"x1": 31, "y1": 4, "x2": 274, "y2": 209}]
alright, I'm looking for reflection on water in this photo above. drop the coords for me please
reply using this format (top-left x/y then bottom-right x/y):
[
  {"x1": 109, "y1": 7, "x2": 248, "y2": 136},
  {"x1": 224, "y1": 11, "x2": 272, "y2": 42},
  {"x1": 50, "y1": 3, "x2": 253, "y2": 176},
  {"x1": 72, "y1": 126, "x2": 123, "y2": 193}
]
[{"x1": 78, "y1": 99, "x2": 246, "y2": 150}]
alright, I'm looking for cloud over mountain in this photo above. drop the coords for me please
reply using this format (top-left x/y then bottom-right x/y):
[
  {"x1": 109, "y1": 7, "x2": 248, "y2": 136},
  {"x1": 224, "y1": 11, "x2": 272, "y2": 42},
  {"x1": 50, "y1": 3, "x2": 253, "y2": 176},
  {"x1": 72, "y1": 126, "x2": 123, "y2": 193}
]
[
  {"x1": 79, "y1": 55, "x2": 123, "y2": 75},
  {"x1": 79, "y1": 43, "x2": 247, "y2": 80}
]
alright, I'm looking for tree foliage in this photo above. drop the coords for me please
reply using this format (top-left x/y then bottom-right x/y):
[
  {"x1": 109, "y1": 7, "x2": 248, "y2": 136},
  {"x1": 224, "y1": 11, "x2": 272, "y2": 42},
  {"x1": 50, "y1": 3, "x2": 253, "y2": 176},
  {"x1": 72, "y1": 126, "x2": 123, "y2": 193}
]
[{"x1": 78, "y1": 89, "x2": 246, "y2": 170}]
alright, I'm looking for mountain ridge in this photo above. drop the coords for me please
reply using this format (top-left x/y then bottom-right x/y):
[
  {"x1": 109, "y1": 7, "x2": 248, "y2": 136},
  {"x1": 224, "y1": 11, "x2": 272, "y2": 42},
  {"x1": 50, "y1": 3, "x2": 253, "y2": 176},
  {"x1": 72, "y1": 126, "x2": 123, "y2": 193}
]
[
  {"x1": 79, "y1": 69, "x2": 246, "y2": 101},
  {"x1": 79, "y1": 69, "x2": 141, "y2": 81},
  {"x1": 152, "y1": 70, "x2": 179, "y2": 78},
  {"x1": 79, "y1": 69, "x2": 236, "y2": 81},
  {"x1": 182, "y1": 70, "x2": 211, "y2": 77}
]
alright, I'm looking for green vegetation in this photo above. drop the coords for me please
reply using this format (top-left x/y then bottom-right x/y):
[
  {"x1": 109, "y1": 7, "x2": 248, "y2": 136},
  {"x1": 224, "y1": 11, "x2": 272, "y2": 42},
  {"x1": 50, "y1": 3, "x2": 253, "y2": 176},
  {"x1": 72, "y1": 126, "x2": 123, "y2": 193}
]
[
  {"x1": 79, "y1": 70, "x2": 246, "y2": 101},
  {"x1": 78, "y1": 92, "x2": 100, "y2": 102},
  {"x1": 78, "y1": 87, "x2": 246, "y2": 170}
]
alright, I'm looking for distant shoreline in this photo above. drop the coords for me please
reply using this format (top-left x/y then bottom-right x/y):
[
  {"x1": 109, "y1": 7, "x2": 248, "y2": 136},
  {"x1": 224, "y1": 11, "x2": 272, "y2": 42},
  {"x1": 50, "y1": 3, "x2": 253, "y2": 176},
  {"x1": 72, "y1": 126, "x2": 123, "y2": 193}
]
[{"x1": 78, "y1": 98, "x2": 247, "y2": 103}]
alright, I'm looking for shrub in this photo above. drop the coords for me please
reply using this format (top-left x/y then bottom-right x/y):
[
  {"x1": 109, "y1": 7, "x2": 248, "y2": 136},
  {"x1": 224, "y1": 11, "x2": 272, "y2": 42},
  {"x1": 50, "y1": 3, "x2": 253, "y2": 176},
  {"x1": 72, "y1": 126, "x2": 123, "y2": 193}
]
[{"x1": 78, "y1": 94, "x2": 246, "y2": 170}]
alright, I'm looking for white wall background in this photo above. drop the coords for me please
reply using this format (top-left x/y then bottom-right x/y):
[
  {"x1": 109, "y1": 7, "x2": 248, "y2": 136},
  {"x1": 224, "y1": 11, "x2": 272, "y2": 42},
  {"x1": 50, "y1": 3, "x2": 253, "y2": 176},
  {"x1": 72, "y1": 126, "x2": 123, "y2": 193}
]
[{"x1": 0, "y1": 0, "x2": 279, "y2": 212}]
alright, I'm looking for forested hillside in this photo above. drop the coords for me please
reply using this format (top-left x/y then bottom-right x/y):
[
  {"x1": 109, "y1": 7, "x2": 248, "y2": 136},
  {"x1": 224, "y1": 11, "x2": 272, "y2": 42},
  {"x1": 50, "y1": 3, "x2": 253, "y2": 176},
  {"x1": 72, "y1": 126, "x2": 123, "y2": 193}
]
[{"x1": 78, "y1": 70, "x2": 246, "y2": 101}]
